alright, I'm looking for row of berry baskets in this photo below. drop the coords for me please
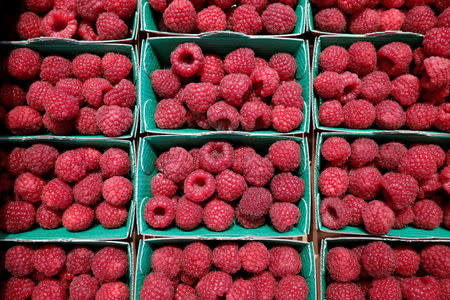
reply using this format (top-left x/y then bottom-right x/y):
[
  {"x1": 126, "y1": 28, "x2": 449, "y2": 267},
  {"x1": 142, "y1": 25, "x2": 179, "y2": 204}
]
[{"x1": 1, "y1": 31, "x2": 448, "y2": 138}]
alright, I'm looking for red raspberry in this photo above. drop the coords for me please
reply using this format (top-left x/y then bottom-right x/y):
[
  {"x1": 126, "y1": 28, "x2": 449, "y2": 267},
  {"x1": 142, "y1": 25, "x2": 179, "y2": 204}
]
[
  {"x1": 401, "y1": 276, "x2": 441, "y2": 299},
  {"x1": 207, "y1": 101, "x2": 240, "y2": 131},
  {"x1": 368, "y1": 276, "x2": 402, "y2": 300},
  {"x1": 328, "y1": 282, "x2": 366, "y2": 300},
  {"x1": 183, "y1": 169, "x2": 215, "y2": 202},
  {"x1": 382, "y1": 172, "x2": 418, "y2": 210},
  {"x1": 181, "y1": 242, "x2": 212, "y2": 278},
  {"x1": 198, "y1": 141, "x2": 233, "y2": 174},
  {"x1": 272, "y1": 81, "x2": 304, "y2": 109},
  {"x1": 240, "y1": 101, "x2": 272, "y2": 131},
  {"x1": 100, "y1": 148, "x2": 130, "y2": 179},
  {"x1": 196, "y1": 271, "x2": 232, "y2": 299},
  {"x1": 389, "y1": 74, "x2": 420, "y2": 106},
  {"x1": 377, "y1": 42, "x2": 412, "y2": 77},
  {"x1": 251, "y1": 66, "x2": 280, "y2": 97},
  {"x1": 275, "y1": 275, "x2": 308, "y2": 300},
  {"x1": 0, "y1": 83, "x2": 26, "y2": 109},
  {"x1": 163, "y1": 0, "x2": 196, "y2": 32},
  {"x1": 349, "y1": 8, "x2": 380, "y2": 34},
  {"x1": 337, "y1": 0, "x2": 368, "y2": 13},
  {"x1": 82, "y1": 78, "x2": 112, "y2": 108},
  {"x1": 326, "y1": 246, "x2": 360, "y2": 282},
  {"x1": 320, "y1": 197, "x2": 350, "y2": 229},
  {"x1": 380, "y1": 9, "x2": 405, "y2": 31},
  {"x1": 33, "y1": 245, "x2": 65, "y2": 277},
  {"x1": 26, "y1": 81, "x2": 51, "y2": 112},
  {"x1": 319, "y1": 167, "x2": 348, "y2": 197},
  {"x1": 182, "y1": 82, "x2": 217, "y2": 114},
  {"x1": 421, "y1": 244, "x2": 450, "y2": 278},
  {"x1": 14, "y1": 172, "x2": 45, "y2": 203},
  {"x1": 71, "y1": 53, "x2": 102, "y2": 81},
  {"x1": 23, "y1": 143, "x2": 59, "y2": 176},
  {"x1": 224, "y1": 48, "x2": 255, "y2": 76},
  {"x1": 343, "y1": 99, "x2": 375, "y2": 129},
  {"x1": 102, "y1": 176, "x2": 132, "y2": 206},
  {"x1": 343, "y1": 194, "x2": 367, "y2": 226},
  {"x1": 243, "y1": 154, "x2": 274, "y2": 187},
  {"x1": 5, "y1": 245, "x2": 35, "y2": 277},
  {"x1": 220, "y1": 74, "x2": 252, "y2": 107},
  {"x1": 170, "y1": 46, "x2": 204, "y2": 80},
  {"x1": 314, "y1": 8, "x2": 347, "y2": 33},
  {"x1": 361, "y1": 241, "x2": 397, "y2": 278},
  {"x1": 261, "y1": 3, "x2": 296, "y2": 34},
  {"x1": 198, "y1": 54, "x2": 225, "y2": 85},
  {"x1": 215, "y1": 169, "x2": 247, "y2": 201},
  {"x1": 403, "y1": 6, "x2": 436, "y2": 34},
  {"x1": 151, "y1": 245, "x2": 182, "y2": 279},
  {"x1": 42, "y1": 178, "x2": 73, "y2": 210},
  {"x1": 272, "y1": 105, "x2": 303, "y2": 132},
  {"x1": 196, "y1": 6, "x2": 227, "y2": 32},
  {"x1": 77, "y1": 20, "x2": 100, "y2": 41},
  {"x1": 32, "y1": 279, "x2": 67, "y2": 300},
  {"x1": 399, "y1": 145, "x2": 438, "y2": 180},
  {"x1": 62, "y1": 203, "x2": 94, "y2": 231},
  {"x1": 66, "y1": 246, "x2": 94, "y2": 275},
  {"x1": 0, "y1": 201, "x2": 35, "y2": 233},
  {"x1": 310, "y1": 0, "x2": 336, "y2": 8},
  {"x1": 17, "y1": 12, "x2": 42, "y2": 39},
  {"x1": 270, "y1": 172, "x2": 304, "y2": 203},
  {"x1": 376, "y1": 142, "x2": 407, "y2": 170},
  {"x1": 95, "y1": 201, "x2": 128, "y2": 229},
  {"x1": 412, "y1": 47, "x2": 426, "y2": 75},
  {"x1": 44, "y1": 88, "x2": 79, "y2": 122},
  {"x1": 158, "y1": 147, "x2": 194, "y2": 182},
  {"x1": 175, "y1": 196, "x2": 203, "y2": 230},
  {"x1": 422, "y1": 57, "x2": 450, "y2": 90},
  {"x1": 321, "y1": 137, "x2": 351, "y2": 165},
  {"x1": 92, "y1": 246, "x2": 128, "y2": 283},
  {"x1": 104, "y1": 79, "x2": 136, "y2": 108},
  {"x1": 239, "y1": 0, "x2": 268, "y2": 12},
  {"x1": 96, "y1": 105, "x2": 133, "y2": 137},
  {"x1": 270, "y1": 202, "x2": 300, "y2": 232},
  {"x1": 140, "y1": 272, "x2": 174, "y2": 299},
  {"x1": 96, "y1": 12, "x2": 128, "y2": 40},
  {"x1": 39, "y1": 55, "x2": 71, "y2": 84},
  {"x1": 7, "y1": 48, "x2": 41, "y2": 81},
  {"x1": 314, "y1": 71, "x2": 343, "y2": 99},
  {"x1": 392, "y1": 246, "x2": 420, "y2": 276},
  {"x1": 336, "y1": 72, "x2": 360, "y2": 104},
  {"x1": 226, "y1": 279, "x2": 256, "y2": 300},
  {"x1": 413, "y1": 199, "x2": 443, "y2": 229},
  {"x1": 268, "y1": 140, "x2": 301, "y2": 172},
  {"x1": 96, "y1": 281, "x2": 129, "y2": 300},
  {"x1": 144, "y1": 195, "x2": 176, "y2": 228},
  {"x1": 349, "y1": 138, "x2": 378, "y2": 168},
  {"x1": 55, "y1": 78, "x2": 83, "y2": 106},
  {"x1": 239, "y1": 242, "x2": 269, "y2": 274},
  {"x1": 319, "y1": 46, "x2": 349, "y2": 73},
  {"x1": 423, "y1": 28, "x2": 450, "y2": 57},
  {"x1": 318, "y1": 100, "x2": 344, "y2": 127},
  {"x1": 250, "y1": 271, "x2": 277, "y2": 299},
  {"x1": 26, "y1": 0, "x2": 53, "y2": 13},
  {"x1": 362, "y1": 200, "x2": 395, "y2": 235},
  {"x1": 6, "y1": 147, "x2": 26, "y2": 176},
  {"x1": 231, "y1": 146, "x2": 255, "y2": 174},
  {"x1": 151, "y1": 69, "x2": 180, "y2": 99},
  {"x1": 238, "y1": 186, "x2": 272, "y2": 220},
  {"x1": 348, "y1": 42, "x2": 376, "y2": 76},
  {"x1": 435, "y1": 103, "x2": 450, "y2": 133},
  {"x1": 212, "y1": 242, "x2": 241, "y2": 274},
  {"x1": 151, "y1": 173, "x2": 177, "y2": 198},
  {"x1": 231, "y1": 5, "x2": 262, "y2": 34},
  {"x1": 102, "y1": 54, "x2": 132, "y2": 86},
  {"x1": 360, "y1": 71, "x2": 390, "y2": 104},
  {"x1": 374, "y1": 100, "x2": 406, "y2": 130},
  {"x1": 55, "y1": 150, "x2": 86, "y2": 182},
  {"x1": 69, "y1": 274, "x2": 99, "y2": 300},
  {"x1": 76, "y1": 147, "x2": 101, "y2": 171},
  {"x1": 380, "y1": 0, "x2": 404, "y2": 7},
  {"x1": 3, "y1": 277, "x2": 35, "y2": 300},
  {"x1": 154, "y1": 98, "x2": 186, "y2": 129},
  {"x1": 104, "y1": 0, "x2": 137, "y2": 19},
  {"x1": 41, "y1": 9, "x2": 77, "y2": 38},
  {"x1": 269, "y1": 53, "x2": 297, "y2": 81},
  {"x1": 77, "y1": 0, "x2": 104, "y2": 21}
]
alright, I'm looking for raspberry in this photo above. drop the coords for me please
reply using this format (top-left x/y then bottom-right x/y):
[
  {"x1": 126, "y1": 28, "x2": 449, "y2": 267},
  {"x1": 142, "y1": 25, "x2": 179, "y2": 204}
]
[
  {"x1": 0, "y1": 201, "x2": 35, "y2": 233},
  {"x1": 196, "y1": 6, "x2": 227, "y2": 32},
  {"x1": 251, "y1": 66, "x2": 280, "y2": 97},
  {"x1": 399, "y1": 145, "x2": 438, "y2": 180},
  {"x1": 69, "y1": 274, "x2": 99, "y2": 300},
  {"x1": 55, "y1": 150, "x2": 86, "y2": 182},
  {"x1": 360, "y1": 71, "x2": 390, "y2": 104},
  {"x1": 23, "y1": 144, "x2": 59, "y2": 176},
  {"x1": 275, "y1": 275, "x2": 309, "y2": 300},
  {"x1": 369, "y1": 276, "x2": 402, "y2": 300},
  {"x1": 421, "y1": 245, "x2": 450, "y2": 278},
  {"x1": 175, "y1": 196, "x2": 202, "y2": 230},
  {"x1": 272, "y1": 81, "x2": 304, "y2": 109},
  {"x1": 393, "y1": 246, "x2": 420, "y2": 276},
  {"x1": 151, "y1": 173, "x2": 177, "y2": 198},
  {"x1": 6, "y1": 147, "x2": 25, "y2": 176},
  {"x1": 26, "y1": 0, "x2": 53, "y2": 13},
  {"x1": 401, "y1": 276, "x2": 441, "y2": 300},
  {"x1": 272, "y1": 105, "x2": 303, "y2": 132},
  {"x1": 422, "y1": 57, "x2": 450, "y2": 90},
  {"x1": 380, "y1": 9, "x2": 405, "y2": 31},
  {"x1": 413, "y1": 199, "x2": 443, "y2": 229},
  {"x1": 41, "y1": 9, "x2": 77, "y2": 38},
  {"x1": 62, "y1": 203, "x2": 94, "y2": 231},
  {"x1": 96, "y1": 12, "x2": 128, "y2": 40},
  {"x1": 43, "y1": 108, "x2": 73, "y2": 132},
  {"x1": 403, "y1": 6, "x2": 436, "y2": 34},
  {"x1": 435, "y1": 103, "x2": 450, "y2": 132},
  {"x1": 226, "y1": 279, "x2": 256, "y2": 300},
  {"x1": 44, "y1": 90, "x2": 78, "y2": 124},
  {"x1": 104, "y1": 79, "x2": 136, "y2": 108},
  {"x1": 362, "y1": 200, "x2": 395, "y2": 235},
  {"x1": 75, "y1": 20, "x2": 98, "y2": 41},
  {"x1": 2, "y1": 277, "x2": 35, "y2": 300},
  {"x1": 376, "y1": 142, "x2": 407, "y2": 170},
  {"x1": 151, "y1": 70, "x2": 180, "y2": 99},
  {"x1": 223, "y1": 48, "x2": 255, "y2": 76},
  {"x1": 348, "y1": 138, "x2": 378, "y2": 168},
  {"x1": 343, "y1": 194, "x2": 367, "y2": 226},
  {"x1": 269, "y1": 53, "x2": 297, "y2": 81},
  {"x1": 381, "y1": 172, "x2": 418, "y2": 210},
  {"x1": 81, "y1": 78, "x2": 111, "y2": 108},
  {"x1": 174, "y1": 284, "x2": 196, "y2": 300},
  {"x1": 33, "y1": 245, "x2": 66, "y2": 277},
  {"x1": 240, "y1": 101, "x2": 272, "y2": 131},
  {"x1": 337, "y1": 0, "x2": 368, "y2": 13},
  {"x1": 70, "y1": 54, "x2": 102, "y2": 81},
  {"x1": 321, "y1": 137, "x2": 350, "y2": 165},
  {"x1": 314, "y1": 8, "x2": 347, "y2": 33},
  {"x1": 0, "y1": 83, "x2": 26, "y2": 109},
  {"x1": 195, "y1": 271, "x2": 232, "y2": 299},
  {"x1": 326, "y1": 246, "x2": 360, "y2": 282},
  {"x1": 271, "y1": 173, "x2": 304, "y2": 203},
  {"x1": 261, "y1": 3, "x2": 296, "y2": 34},
  {"x1": 348, "y1": 42, "x2": 376, "y2": 76},
  {"x1": 214, "y1": 169, "x2": 246, "y2": 201},
  {"x1": 319, "y1": 46, "x2": 349, "y2": 73},
  {"x1": 182, "y1": 82, "x2": 217, "y2": 114},
  {"x1": 320, "y1": 197, "x2": 350, "y2": 229},
  {"x1": 54, "y1": 78, "x2": 82, "y2": 106},
  {"x1": 231, "y1": 5, "x2": 262, "y2": 34},
  {"x1": 349, "y1": 8, "x2": 380, "y2": 34},
  {"x1": 423, "y1": 28, "x2": 450, "y2": 57},
  {"x1": 318, "y1": 100, "x2": 344, "y2": 127},
  {"x1": 267, "y1": 246, "x2": 300, "y2": 278},
  {"x1": 268, "y1": 140, "x2": 301, "y2": 172},
  {"x1": 250, "y1": 271, "x2": 277, "y2": 300},
  {"x1": 326, "y1": 282, "x2": 364, "y2": 300},
  {"x1": 96, "y1": 282, "x2": 129, "y2": 300},
  {"x1": 39, "y1": 56, "x2": 71, "y2": 85},
  {"x1": 92, "y1": 246, "x2": 128, "y2": 283},
  {"x1": 243, "y1": 154, "x2": 274, "y2": 187},
  {"x1": 41, "y1": 178, "x2": 73, "y2": 210},
  {"x1": 219, "y1": 74, "x2": 251, "y2": 108},
  {"x1": 158, "y1": 147, "x2": 194, "y2": 183},
  {"x1": 104, "y1": 0, "x2": 137, "y2": 19},
  {"x1": 237, "y1": 209, "x2": 264, "y2": 230},
  {"x1": 207, "y1": 101, "x2": 240, "y2": 131},
  {"x1": 25, "y1": 82, "x2": 50, "y2": 112},
  {"x1": 239, "y1": 242, "x2": 269, "y2": 274},
  {"x1": 335, "y1": 72, "x2": 360, "y2": 104},
  {"x1": 231, "y1": 146, "x2": 255, "y2": 174},
  {"x1": 182, "y1": 169, "x2": 214, "y2": 202},
  {"x1": 181, "y1": 242, "x2": 211, "y2": 278},
  {"x1": 144, "y1": 195, "x2": 176, "y2": 228},
  {"x1": 96, "y1": 105, "x2": 133, "y2": 137},
  {"x1": 163, "y1": 0, "x2": 196, "y2": 32},
  {"x1": 319, "y1": 167, "x2": 348, "y2": 197},
  {"x1": 314, "y1": 71, "x2": 343, "y2": 99},
  {"x1": 361, "y1": 241, "x2": 397, "y2": 278},
  {"x1": 238, "y1": 187, "x2": 272, "y2": 220},
  {"x1": 77, "y1": 0, "x2": 104, "y2": 21},
  {"x1": 154, "y1": 98, "x2": 185, "y2": 129},
  {"x1": 101, "y1": 176, "x2": 132, "y2": 206},
  {"x1": 151, "y1": 245, "x2": 182, "y2": 279},
  {"x1": 66, "y1": 246, "x2": 94, "y2": 275},
  {"x1": 100, "y1": 148, "x2": 130, "y2": 178},
  {"x1": 270, "y1": 202, "x2": 300, "y2": 232},
  {"x1": 95, "y1": 200, "x2": 128, "y2": 229},
  {"x1": 198, "y1": 141, "x2": 233, "y2": 174},
  {"x1": 7, "y1": 48, "x2": 41, "y2": 81},
  {"x1": 5, "y1": 245, "x2": 35, "y2": 277},
  {"x1": 212, "y1": 242, "x2": 241, "y2": 274},
  {"x1": 375, "y1": 100, "x2": 405, "y2": 129},
  {"x1": 381, "y1": 0, "x2": 404, "y2": 7},
  {"x1": 389, "y1": 74, "x2": 420, "y2": 106},
  {"x1": 169, "y1": 44, "x2": 204, "y2": 78},
  {"x1": 377, "y1": 42, "x2": 412, "y2": 77},
  {"x1": 140, "y1": 272, "x2": 173, "y2": 299},
  {"x1": 196, "y1": 56, "x2": 224, "y2": 86},
  {"x1": 32, "y1": 279, "x2": 67, "y2": 300},
  {"x1": 343, "y1": 99, "x2": 375, "y2": 129},
  {"x1": 13, "y1": 172, "x2": 45, "y2": 203}
]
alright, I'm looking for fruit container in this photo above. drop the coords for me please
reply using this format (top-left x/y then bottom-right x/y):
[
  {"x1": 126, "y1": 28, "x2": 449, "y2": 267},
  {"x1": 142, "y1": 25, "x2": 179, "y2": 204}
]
[
  {"x1": 141, "y1": 0, "x2": 306, "y2": 36},
  {"x1": 135, "y1": 237, "x2": 316, "y2": 300},
  {"x1": 0, "y1": 39, "x2": 139, "y2": 139},
  {"x1": 136, "y1": 134, "x2": 311, "y2": 237},
  {"x1": 320, "y1": 237, "x2": 449, "y2": 299},
  {"x1": 1, "y1": 240, "x2": 134, "y2": 299},
  {"x1": 0, "y1": 1, "x2": 139, "y2": 43},
  {"x1": 0, "y1": 137, "x2": 136, "y2": 241},
  {"x1": 139, "y1": 33, "x2": 310, "y2": 135},
  {"x1": 314, "y1": 131, "x2": 450, "y2": 239}
]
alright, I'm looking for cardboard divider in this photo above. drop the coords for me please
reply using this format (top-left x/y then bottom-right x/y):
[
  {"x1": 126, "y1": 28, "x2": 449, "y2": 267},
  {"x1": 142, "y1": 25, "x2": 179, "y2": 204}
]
[
  {"x1": 139, "y1": 33, "x2": 310, "y2": 135},
  {"x1": 0, "y1": 40, "x2": 139, "y2": 139},
  {"x1": 135, "y1": 237, "x2": 316, "y2": 300},
  {"x1": 315, "y1": 132, "x2": 450, "y2": 239},
  {"x1": 0, "y1": 137, "x2": 136, "y2": 241},
  {"x1": 136, "y1": 133, "x2": 311, "y2": 238}
]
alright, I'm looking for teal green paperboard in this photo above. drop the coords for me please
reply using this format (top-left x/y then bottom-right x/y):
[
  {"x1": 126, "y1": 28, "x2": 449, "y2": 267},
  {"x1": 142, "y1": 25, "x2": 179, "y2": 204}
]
[
  {"x1": 315, "y1": 132, "x2": 450, "y2": 239},
  {"x1": 141, "y1": 0, "x2": 306, "y2": 35},
  {"x1": 311, "y1": 34, "x2": 449, "y2": 135},
  {"x1": 135, "y1": 238, "x2": 316, "y2": 300},
  {"x1": 0, "y1": 40, "x2": 139, "y2": 139},
  {"x1": 320, "y1": 237, "x2": 449, "y2": 299},
  {"x1": 137, "y1": 134, "x2": 311, "y2": 237},
  {"x1": 139, "y1": 33, "x2": 310, "y2": 135},
  {"x1": 0, "y1": 137, "x2": 136, "y2": 241}
]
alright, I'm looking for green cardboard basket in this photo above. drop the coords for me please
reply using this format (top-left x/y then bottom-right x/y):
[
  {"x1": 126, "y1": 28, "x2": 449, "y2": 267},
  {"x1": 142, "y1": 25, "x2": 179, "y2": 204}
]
[
  {"x1": 135, "y1": 238, "x2": 316, "y2": 300},
  {"x1": 0, "y1": 39, "x2": 139, "y2": 139},
  {"x1": 141, "y1": 0, "x2": 306, "y2": 36},
  {"x1": 311, "y1": 34, "x2": 448, "y2": 136},
  {"x1": 1, "y1": 240, "x2": 134, "y2": 299},
  {"x1": 320, "y1": 237, "x2": 449, "y2": 299},
  {"x1": 139, "y1": 33, "x2": 310, "y2": 135},
  {"x1": 0, "y1": 137, "x2": 136, "y2": 241},
  {"x1": 315, "y1": 132, "x2": 450, "y2": 239},
  {"x1": 137, "y1": 134, "x2": 311, "y2": 237}
]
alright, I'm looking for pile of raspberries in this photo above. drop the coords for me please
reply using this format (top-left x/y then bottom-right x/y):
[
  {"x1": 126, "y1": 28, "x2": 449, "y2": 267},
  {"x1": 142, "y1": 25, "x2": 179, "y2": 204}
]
[
  {"x1": 325, "y1": 241, "x2": 450, "y2": 300},
  {"x1": 152, "y1": 43, "x2": 305, "y2": 133},
  {"x1": 319, "y1": 136, "x2": 450, "y2": 235},
  {"x1": 2, "y1": 48, "x2": 136, "y2": 137},
  {"x1": 0, "y1": 144, "x2": 133, "y2": 233},
  {"x1": 1, "y1": 244, "x2": 129, "y2": 300},
  {"x1": 312, "y1": 0, "x2": 449, "y2": 34},
  {"x1": 144, "y1": 140, "x2": 305, "y2": 233},
  {"x1": 15, "y1": 0, "x2": 136, "y2": 40},
  {"x1": 140, "y1": 241, "x2": 310, "y2": 299},
  {"x1": 316, "y1": 31, "x2": 450, "y2": 132},
  {"x1": 149, "y1": 0, "x2": 298, "y2": 34}
]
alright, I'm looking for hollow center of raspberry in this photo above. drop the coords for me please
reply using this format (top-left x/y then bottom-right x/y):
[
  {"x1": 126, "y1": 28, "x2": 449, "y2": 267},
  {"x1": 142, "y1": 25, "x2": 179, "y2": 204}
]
[
  {"x1": 216, "y1": 119, "x2": 231, "y2": 130},
  {"x1": 180, "y1": 52, "x2": 194, "y2": 65},
  {"x1": 343, "y1": 84, "x2": 356, "y2": 95},
  {"x1": 51, "y1": 17, "x2": 69, "y2": 32},
  {"x1": 193, "y1": 177, "x2": 206, "y2": 189},
  {"x1": 210, "y1": 147, "x2": 224, "y2": 160},
  {"x1": 378, "y1": 56, "x2": 394, "y2": 70},
  {"x1": 326, "y1": 206, "x2": 338, "y2": 221},
  {"x1": 254, "y1": 81, "x2": 263, "y2": 94},
  {"x1": 255, "y1": 116, "x2": 265, "y2": 128},
  {"x1": 154, "y1": 207, "x2": 166, "y2": 217}
]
